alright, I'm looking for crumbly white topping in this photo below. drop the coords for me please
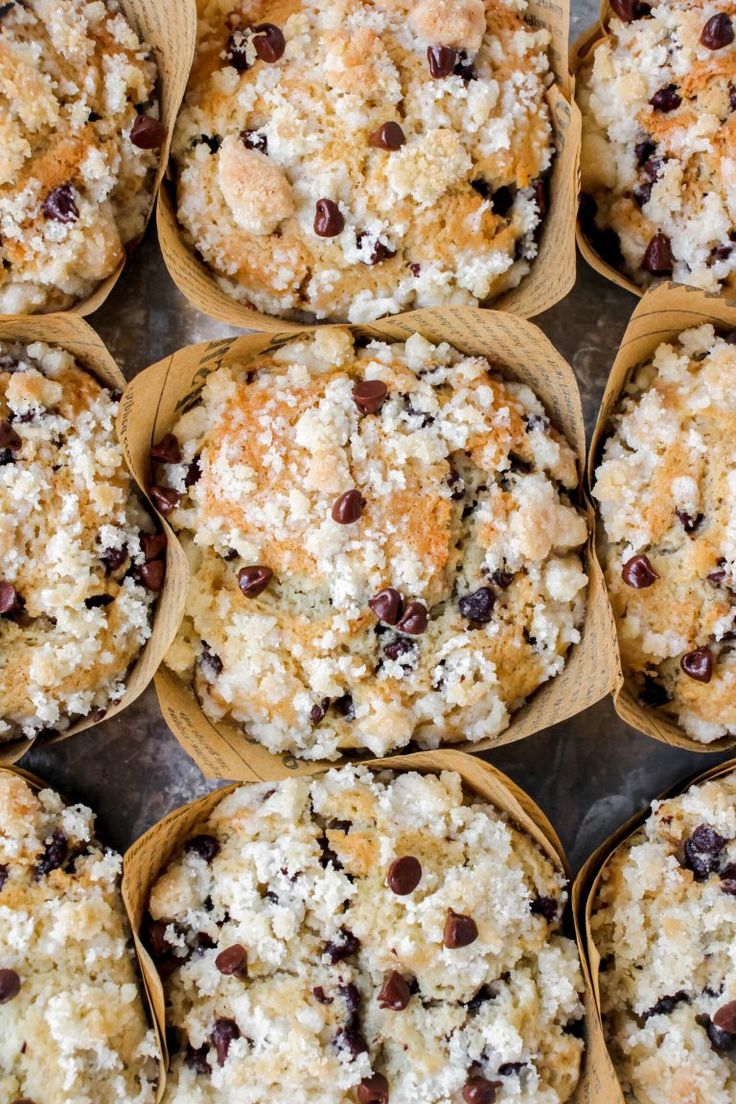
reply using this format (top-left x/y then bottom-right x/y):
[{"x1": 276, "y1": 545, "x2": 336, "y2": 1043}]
[
  {"x1": 172, "y1": 0, "x2": 553, "y2": 322},
  {"x1": 149, "y1": 765, "x2": 584, "y2": 1104},
  {"x1": 0, "y1": 0, "x2": 160, "y2": 314},
  {"x1": 579, "y1": 0, "x2": 736, "y2": 292},
  {"x1": 0, "y1": 773, "x2": 159, "y2": 1102},
  {"x1": 162, "y1": 329, "x2": 587, "y2": 760},
  {"x1": 593, "y1": 324, "x2": 736, "y2": 743},
  {"x1": 0, "y1": 341, "x2": 157, "y2": 741},
  {"x1": 592, "y1": 772, "x2": 736, "y2": 1104}
]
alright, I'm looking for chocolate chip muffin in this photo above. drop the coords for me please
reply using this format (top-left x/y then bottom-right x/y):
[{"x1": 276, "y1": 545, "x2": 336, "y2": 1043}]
[
  {"x1": 592, "y1": 324, "x2": 736, "y2": 743},
  {"x1": 0, "y1": 772, "x2": 160, "y2": 1102},
  {"x1": 171, "y1": 0, "x2": 554, "y2": 323},
  {"x1": 590, "y1": 770, "x2": 736, "y2": 1104},
  {"x1": 159, "y1": 328, "x2": 588, "y2": 761},
  {"x1": 0, "y1": 0, "x2": 164, "y2": 314},
  {"x1": 578, "y1": 0, "x2": 736, "y2": 292},
  {"x1": 0, "y1": 340, "x2": 164, "y2": 743},
  {"x1": 146, "y1": 765, "x2": 585, "y2": 1103}
]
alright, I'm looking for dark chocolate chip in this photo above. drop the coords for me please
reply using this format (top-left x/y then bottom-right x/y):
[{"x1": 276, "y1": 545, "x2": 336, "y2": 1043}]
[
  {"x1": 185, "y1": 834, "x2": 220, "y2": 863},
  {"x1": 530, "y1": 895, "x2": 558, "y2": 922},
  {"x1": 698, "y1": 1012, "x2": 736, "y2": 1052},
  {"x1": 253, "y1": 22, "x2": 285, "y2": 63},
  {"x1": 35, "y1": 829, "x2": 68, "y2": 878},
  {"x1": 148, "y1": 485, "x2": 180, "y2": 515},
  {"x1": 184, "y1": 457, "x2": 201, "y2": 487},
  {"x1": 185, "y1": 1042, "x2": 212, "y2": 1074},
  {"x1": 357, "y1": 1074, "x2": 389, "y2": 1104},
  {"x1": 443, "y1": 908, "x2": 478, "y2": 948},
  {"x1": 149, "y1": 434, "x2": 181, "y2": 464},
  {"x1": 324, "y1": 927, "x2": 360, "y2": 963},
  {"x1": 410, "y1": 262, "x2": 422, "y2": 276},
  {"x1": 643, "y1": 231, "x2": 674, "y2": 274},
  {"x1": 491, "y1": 569, "x2": 514, "y2": 588},
  {"x1": 215, "y1": 944, "x2": 248, "y2": 978},
  {"x1": 454, "y1": 52, "x2": 477, "y2": 80},
  {"x1": 140, "y1": 560, "x2": 166, "y2": 591},
  {"x1": 42, "y1": 184, "x2": 79, "y2": 223},
  {"x1": 377, "y1": 970, "x2": 411, "y2": 1010},
  {"x1": 458, "y1": 587, "x2": 495, "y2": 624},
  {"x1": 194, "y1": 134, "x2": 222, "y2": 154},
  {"x1": 462, "y1": 1076, "x2": 501, "y2": 1104},
  {"x1": 676, "y1": 510, "x2": 703, "y2": 535},
  {"x1": 314, "y1": 198, "x2": 344, "y2": 237},
  {"x1": 225, "y1": 30, "x2": 251, "y2": 70},
  {"x1": 383, "y1": 636, "x2": 416, "y2": 663},
  {"x1": 200, "y1": 643, "x2": 223, "y2": 680},
  {"x1": 369, "y1": 587, "x2": 403, "y2": 625},
  {"x1": 0, "y1": 865, "x2": 7, "y2": 891},
  {"x1": 0, "y1": 419, "x2": 20, "y2": 451},
  {"x1": 310, "y1": 698, "x2": 330, "y2": 724},
  {"x1": 84, "y1": 593, "x2": 114, "y2": 609},
  {"x1": 621, "y1": 553, "x2": 659, "y2": 588},
  {"x1": 643, "y1": 990, "x2": 689, "y2": 1019},
  {"x1": 369, "y1": 122, "x2": 406, "y2": 150},
  {"x1": 534, "y1": 177, "x2": 549, "y2": 220},
  {"x1": 715, "y1": 1001, "x2": 736, "y2": 1034},
  {"x1": 396, "y1": 601, "x2": 428, "y2": 635},
  {"x1": 0, "y1": 582, "x2": 21, "y2": 615},
  {"x1": 0, "y1": 968, "x2": 20, "y2": 1003},
  {"x1": 141, "y1": 532, "x2": 166, "y2": 562},
  {"x1": 427, "y1": 44, "x2": 457, "y2": 78},
  {"x1": 353, "y1": 379, "x2": 388, "y2": 415},
  {"x1": 680, "y1": 646, "x2": 713, "y2": 683},
  {"x1": 387, "y1": 855, "x2": 422, "y2": 895},
  {"x1": 333, "y1": 692, "x2": 355, "y2": 719},
  {"x1": 313, "y1": 986, "x2": 333, "y2": 1004},
  {"x1": 237, "y1": 565, "x2": 273, "y2": 598},
  {"x1": 635, "y1": 138, "x2": 656, "y2": 167},
  {"x1": 210, "y1": 1017, "x2": 240, "y2": 1065},
  {"x1": 335, "y1": 1025, "x2": 369, "y2": 1060},
  {"x1": 610, "y1": 0, "x2": 651, "y2": 20},
  {"x1": 498, "y1": 1062, "x2": 526, "y2": 1075},
  {"x1": 340, "y1": 981, "x2": 361, "y2": 1017},
  {"x1": 357, "y1": 233, "x2": 396, "y2": 265},
  {"x1": 130, "y1": 115, "x2": 167, "y2": 149},
  {"x1": 683, "y1": 823, "x2": 725, "y2": 880},
  {"x1": 102, "y1": 544, "x2": 128, "y2": 571},
  {"x1": 240, "y1": 129, "x2": 267, "y2": 153},
  {"x1": 701, "y1": 13, "x2": 734, "y2": 49},
  {"x1": 650, "y1": 84, "x2": 681, "y2": 112},
  {"x1": 332, "y1": 489, "x2": 365, "y2": 524}
]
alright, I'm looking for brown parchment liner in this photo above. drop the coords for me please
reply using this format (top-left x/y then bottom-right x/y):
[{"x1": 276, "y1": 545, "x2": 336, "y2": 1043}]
[
  {"x1": 117, "y1": 305, "x2": 617, "y2": 782},
  {"x1": 122, "y1": 747, "x2": 599, "y2": 1101},
  {"x1": 572, "y1": 755, "x2": 736, "y2": 1103},
  {"x1": 588, "y1": 282, "x2": 736, "y2": 752},
  {"x1": 0, "y1": 763, "x2": 166, "y2": 1099},
  {"x1": 156, "y1": 0, "x2": 581, "y2": 331},
  {"x1": 0, "y1": 313, "x2": 188, "y2": 765},
  {"x1": 1, "y1": 0, "x2": 197, "y2": 320}
]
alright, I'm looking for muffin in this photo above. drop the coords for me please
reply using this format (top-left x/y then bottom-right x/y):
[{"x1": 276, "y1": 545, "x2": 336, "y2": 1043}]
[
  {"x1": 0, "y1": 0, "x2": 164, "y2": 315},
  {"x1": 577, "y1": 0, "x2": 736, "y2": 293},
  {"x1": 146, "y1": 764, "x2": 585, "y2": 1103},
  {"x1": 592, "y1": 323, "x2": 736, "y2": 744},
  {"x1": 157, "y1": 327, "x2": 588, "y2": 761},
  {"x1": 171, "y1": 0, "x2": 555, "y2": 323},
  {"x1": 0, "y1": 340, "x2": 164, "y2": 743},
  {"x1": 590, "y1": 770, "x2": 736, "y2": 1104},
  {"x1": 0, "y1": 771, "x2": 160, "y2": 1102}
]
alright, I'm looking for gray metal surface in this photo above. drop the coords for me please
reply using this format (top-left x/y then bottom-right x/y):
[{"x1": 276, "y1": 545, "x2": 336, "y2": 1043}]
[{"x1": 22, "y1": 0, "x2": 730, "y2": 869}]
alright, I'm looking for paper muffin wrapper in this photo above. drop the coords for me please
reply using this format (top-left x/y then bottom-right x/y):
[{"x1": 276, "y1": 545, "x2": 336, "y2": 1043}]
[
  {"x1": 121, "y1": 746, "x2": 600, "y2": 1101},
  {"x1": 117, "y1": 305, "x2": 616, "y2": 781},
  {"x1": 572, "y1": 755, "x2": 736, "y2": 1103},
  {"x1": 156, "y1": 0, "x2": 580, "y2": 331},
  {"x1": 588, "y1": 282, "x2": 736, "y2": 752},
  {"x1": 0, "y1": 313, "x2": 187, "y2": 765},
  {"x1": 0, "y1": 762, "x2": 167, "y2": 1100},
  {"x1": 4, "y1": 0, "x2": 197, "y2": 320}
]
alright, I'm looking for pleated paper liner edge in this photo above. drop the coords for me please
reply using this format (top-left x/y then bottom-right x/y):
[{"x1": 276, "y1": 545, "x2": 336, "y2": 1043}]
[
  {"x1": 0, "y1": 313, "x2": 186, "y2": 765},
  {"x1": 116, "y1": 305, "x2": 618, "y2": 782},
  {"x1": 2, "y1": 0, "x2": 197, "y2": 322},
  {"x1": 121, "y1": 747, "x2": 600, "y2": 1101},
  {"x1": 156, "y1": 0, "x2": 579, "y2": 330},
  {"x1": 587, "y1": 282, "x2": 736, "y2": 754},
  {"x1": 0, "y1": 762, "x2": 167, "y2": 1101},
  {"x1": 572, "y1": 755, "x2": 736, "y2": 1104}
]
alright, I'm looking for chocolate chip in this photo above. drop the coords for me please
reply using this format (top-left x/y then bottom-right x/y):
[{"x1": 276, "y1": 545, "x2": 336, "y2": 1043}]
[
  {"x1": 377, "y1": 970, "x2": 411, "y2": 1010},
  {"x1": 313, "y1": 986, "x2": 333, "y2": 1004},
  {"x1": 396, "y1": 600, "x2": 428, "y2": 635},
  {"x1": 84, "y1": 593, "x2": 114, "y2": 609},
  {"x1": 332, "y1": 489, "x2": 365, "y2": 524},
  {"x1": 369, "y1": 121, "x2": 406, "y2": 150},
  {"x1": 215, "y1": 944, "x2": 247, "y2": 978},
  {"x1": 427, "y1": 44, "x2": 457, "y2": 78},
  {"x1": 0, "y1": 419, "x2": 20, "y2": 451},
  {"x1": 650, "y1": 84, "x2": 681, "y2": 112},
  {"x1": 333, "y1": 692, "x2": 355, "y2": 719},
  {"x1": 130, "y1": 114, "x2": 166, "y2": 149},
  {"x1": 491, "y1": 569, "x2": 514, "y2": 588},
  {"x1": 0, "y1": 968, "x2": 20, "y2": 1003},
  {"x1": 237, "y1": 565, "x2": 273, "y2": 598},
  {"x1": 139, "y1": 560, "x2": 165, "y2": 591},
  {"x1": 443, "y1": 908, "x2": 478, "y2": 948},
  {"x1": 643, "y1": 229, "x2": 674, "y2": 275},
  {"x1": 643, "y1": 990, "x2": 689, "y2": 1019},
  {"x1": 146, "y1": 918, "x2": 174, "y2": 960},
  {"x1": 353, "y1": 379, "x2": 388, "y2": 415},
  {"x1": 185, "y1": 834, "x2": 220, "y2": 863},
  {"x1": 314, "y1": 198, "x2": 344, "y2": 237},
  {"x1": 253, "y1": 22, "x2": 285, "y2": 62},
  {"x1": 498, "y1": 1062, "x2": 526, "y2": 1075},
  {"x1": 149, "y1": 484, "x2": 180, "y2": 515},
  {"x1": 639, "y1": 675, "x2": 670, "y2": 708},
  {"x1": 369, "y1": 587, "x2": 403, "y2": 625},
  {"x1": 0, "y1": 865, "x2": 7, "y2": 892},
  {"x1": 701, "y1": 13, "x2": 734, "y2": 49},
  {"x1": 410, "y1": 262, "x2": 421, "y2": 277},
  {"x1": 141, "y1": 533, "x2": 167, "y2": 562},
  {"x1": 356, "y1": 232, "x2": 395, "y2": 265},
  {"x1": 149, "y1": 434, "x2": 181, "y2": 464},
  {"x1": 677, "y1": 510, "x2": 703, "y2": 535},
  {"x1": 184, "y1": 457, "x2": 201, "y2": 487},
  {"x1": 387, "y1": 856, "x2": 422, "y2": 895},
  {"x1": 35, "y1": 829, "x2": 67, "y2": 878},
  {"x1": 102, "y1": 544, "x2": 128, "y2": 571},
  {"x1": 357, "y1": 1074, "x2": 389, "y2": 1104},
  {"x1": 340, "y1": 981, "x2": 361, "y2": 1018},
  {"x1": 715, "y1": 1003, "x2": 736, "y2": 1035},
  {"x1": 210, "y1": 1017, "x2": 240, "y2": 1065},
  {"x1": 610, "y1": 0, "x2": 650, "y2": 19},
  {"x1": 194, "y1": 133, "x2": 222, "y2": 153},
  {"x1": 530, "y1": 896, "x2": 558, "y2": 922},
  {"x1": 383, "y1": 636, "x2": 415, "y2": 663},
  {"x1": 200, "y1": 643, "x2": 223, "y2": 681},
  {"x1": 534, "y1": 177, "x2": 549, "y2": 221},
  {"x1": 462, "y1": 1076, "x2": 501, "y2": 1104},
  {"x1": 185, "y1": 1042, "x2": 212, "y2": 1074},
  {"x1": 325, "y1": 927, "x2": 360, "y2": 963},
  {"x1": 458, "y1": 587, "x2": 495, "y2": 624},
  {"x1": 225, "y1": 30, "x2": 250, "y2": 70},
  {"x1": 621, "y1": 553, "x2": 659, "y2": 588},
  {"x1": 680, "y1": 646, "x2": 713, "y2": 683},
  {"x1": 698, "y1": 1013, "x2": 736, "y2": 1052},
  {"x1": 335, "y1": 1026, "x2": 369, "y2": 1060},
  {"x1": 683, "y1": 823, "x2": 725, "y2": 880},
  {"x1": 635, "y1": 138, "x2": 656, "y2": 166},
  {"x1": 310, "y1": 698, "x2": 330, "y2": 724},
  {"x1": 0, "y1": 582, "x2": 20, "y2": 615},
  {"x1": 721, "y1": 862, "x2": 736, "y2": 895},
  {"x1": 240, "y1": 129, "x2": 267, "y2": 153},
  {"x1": 42, "y1": 184, "x2": 79, "y2": 223},
  {"x1": 454, "y1": 52, "x2": 477, "y2": 80}
]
